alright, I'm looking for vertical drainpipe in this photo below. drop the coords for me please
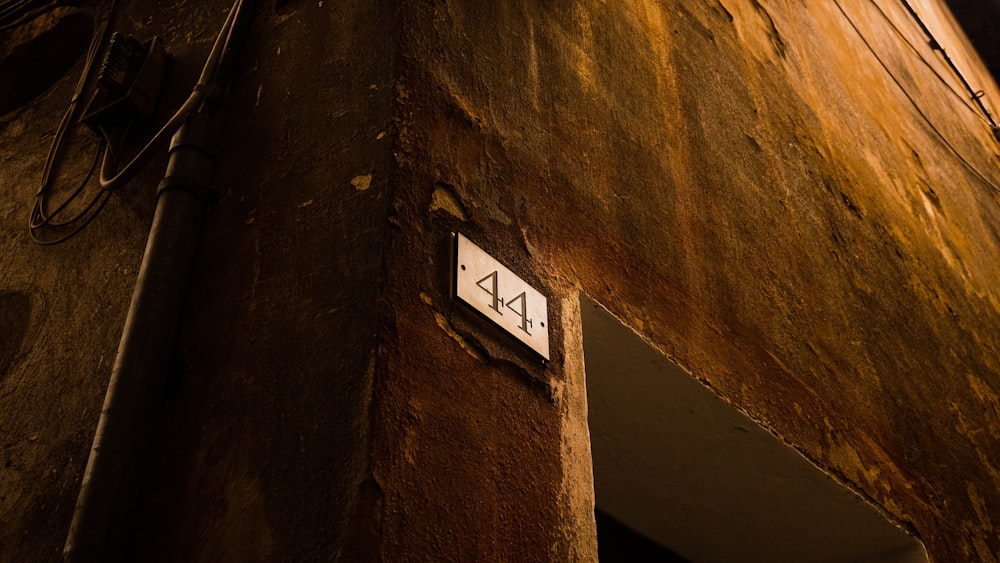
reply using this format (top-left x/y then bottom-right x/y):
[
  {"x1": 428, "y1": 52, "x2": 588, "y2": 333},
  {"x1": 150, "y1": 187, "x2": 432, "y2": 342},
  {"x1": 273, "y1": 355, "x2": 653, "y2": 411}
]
[
  {"x1": 64, "y1": 2, "x2": 255, "y2": 560},
  {"x1": 63, "y1": 112, "x2": 220, "y2": 563}
]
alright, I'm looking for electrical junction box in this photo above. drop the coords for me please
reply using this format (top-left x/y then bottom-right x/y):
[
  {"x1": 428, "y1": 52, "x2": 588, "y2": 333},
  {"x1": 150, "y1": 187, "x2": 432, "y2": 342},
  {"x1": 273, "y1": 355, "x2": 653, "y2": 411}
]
[
  {"x1": 80, "y1": 33, "x2": 168, "y2": 133},
  {"x1": 453, "y1": 232, "x2": 550, "y2": 360}
]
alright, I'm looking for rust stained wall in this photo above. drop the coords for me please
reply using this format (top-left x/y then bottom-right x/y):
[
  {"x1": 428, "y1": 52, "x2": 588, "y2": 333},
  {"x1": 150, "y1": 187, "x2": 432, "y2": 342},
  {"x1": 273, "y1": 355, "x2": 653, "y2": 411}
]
[
  {"x1": 127, "y1": 0, "x2": 399, "y2": 560},
  {"x1": 384, "y1": 0, "x2": 1000, "y2": 561},
  {"x1": 3, "y1": 0, "x2": 1000, "y2": 561}
]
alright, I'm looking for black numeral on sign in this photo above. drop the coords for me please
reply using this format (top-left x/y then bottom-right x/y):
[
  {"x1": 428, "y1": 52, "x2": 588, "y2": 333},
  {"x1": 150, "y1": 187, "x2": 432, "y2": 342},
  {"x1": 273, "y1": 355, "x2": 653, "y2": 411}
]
[
  {"x1": 477, "y1": 271, "x2": 503, "y2": 313},
  {"x1": 506, "y1": 292, "x2": 532, "y2": 334},
  {"x1": 476, "y1": 270, "x2": 533, "y2": 333}
]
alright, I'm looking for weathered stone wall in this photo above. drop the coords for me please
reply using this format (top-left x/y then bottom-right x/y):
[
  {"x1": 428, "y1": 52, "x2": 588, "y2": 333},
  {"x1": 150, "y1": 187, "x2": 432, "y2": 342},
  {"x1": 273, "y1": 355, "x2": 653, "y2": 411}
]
[
  {"x1": 378, "y1": 0, "x2": 1000, "y2": 561},
  {"x1": 1, "y1": 0, "x2": 998, "y2": 561},
  {"x1": 1, "y1": 0, "x2": 397, "y2": 560}
]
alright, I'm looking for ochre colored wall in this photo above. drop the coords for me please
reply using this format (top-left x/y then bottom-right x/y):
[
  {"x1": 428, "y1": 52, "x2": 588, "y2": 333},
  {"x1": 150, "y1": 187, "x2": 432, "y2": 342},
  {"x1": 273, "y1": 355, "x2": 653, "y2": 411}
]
[
  {"x1": 2, "y1": 0, "x2": 999, "y2": 561},
  {"x1": 378, "y1": 0, "x2": 1000, "y2": 561}
]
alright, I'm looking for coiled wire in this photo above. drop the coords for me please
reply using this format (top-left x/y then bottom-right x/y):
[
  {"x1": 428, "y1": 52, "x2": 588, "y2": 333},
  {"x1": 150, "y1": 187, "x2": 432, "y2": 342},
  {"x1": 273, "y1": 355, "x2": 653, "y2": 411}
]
[{"x1": 28, "y1": 0, "x2": 246, "y2": 244}]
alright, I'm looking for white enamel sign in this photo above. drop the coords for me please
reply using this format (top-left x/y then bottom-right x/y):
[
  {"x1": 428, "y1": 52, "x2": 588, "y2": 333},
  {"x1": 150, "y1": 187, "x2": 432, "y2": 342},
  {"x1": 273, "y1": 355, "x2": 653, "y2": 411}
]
[{"x1": 453, "y1": 233, "x2": 550, "y2": 360}]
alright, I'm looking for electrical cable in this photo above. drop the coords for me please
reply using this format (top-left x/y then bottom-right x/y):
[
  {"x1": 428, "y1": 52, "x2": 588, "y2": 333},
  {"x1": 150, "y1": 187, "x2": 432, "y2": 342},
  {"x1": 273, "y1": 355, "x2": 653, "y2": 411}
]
[
  {"x1": 28, "y1": 0, "x2": 245, "y2": 244},
  {"x1": 96, "y1": 0, "x2": 243, "y2": 191},
  {"x1": 832, "y1": 0, "x2": 1000, "y2": 195},
  {"x1": 894, "y1": 0, "x2": 999, "y2": 130},
  {"x1": 0, "y1": 0, "x2": 56, "y2": 30},
  {"x1": 866, "y1": 0, "x2": 991, "y2": 127},
  {"x1": 27, "y1": 0, "x2": 117, "y2": 245}
]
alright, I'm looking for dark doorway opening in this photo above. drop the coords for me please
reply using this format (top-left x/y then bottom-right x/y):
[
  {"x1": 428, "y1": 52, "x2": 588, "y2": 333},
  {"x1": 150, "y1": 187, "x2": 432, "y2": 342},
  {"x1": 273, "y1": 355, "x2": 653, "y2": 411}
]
[{"x1": 582, "y1": 296, "x2": 927, "y2": 563}]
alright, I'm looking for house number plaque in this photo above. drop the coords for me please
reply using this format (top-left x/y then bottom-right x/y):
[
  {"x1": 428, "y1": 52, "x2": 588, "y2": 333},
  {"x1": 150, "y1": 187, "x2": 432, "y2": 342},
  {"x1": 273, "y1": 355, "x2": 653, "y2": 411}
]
[{"x1": 453, "y1": 232, "x2": 550, "y2": 360}]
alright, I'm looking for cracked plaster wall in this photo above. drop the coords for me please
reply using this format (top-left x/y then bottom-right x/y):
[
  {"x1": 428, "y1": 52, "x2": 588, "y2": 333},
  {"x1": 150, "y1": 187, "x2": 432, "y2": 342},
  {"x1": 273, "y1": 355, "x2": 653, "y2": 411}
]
[
  {"x1": 1, "y1": 0, "x2": 999, "y2": 561},
  {"x1": 377, "y1": 0, "x2": 1000, "y2": 561}
]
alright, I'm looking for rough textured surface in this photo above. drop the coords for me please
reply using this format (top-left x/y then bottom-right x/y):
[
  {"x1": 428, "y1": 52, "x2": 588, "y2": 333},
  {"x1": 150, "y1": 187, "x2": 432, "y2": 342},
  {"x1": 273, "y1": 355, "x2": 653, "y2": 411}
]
[
  {"x1": 1, "y1": 0, "x2": 999, "y2": 561},
  {"x1": 555, "y1": 296, "x2": 598, "y2": 562},
  {"x1": 123, "y1": 0, "x2": 399, "y2": 560},
  {"x1": 385, "y1": 0, "x2": 1000, "y2": 560},
  {"x1": 2, "y1": 6, "x2": 151, "y2": 560},
  {"x1": 370, "y1": 180, "x2": 568, "y2": 561},
  {"x1": 2, "y1": 0, "x2": 396, "y2": 560}
]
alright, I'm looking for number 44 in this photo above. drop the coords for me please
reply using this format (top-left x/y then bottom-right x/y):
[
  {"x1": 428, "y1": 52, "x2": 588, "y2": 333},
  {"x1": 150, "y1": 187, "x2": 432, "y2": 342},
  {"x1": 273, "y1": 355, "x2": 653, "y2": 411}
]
[{"x1": 476, "y1": 271, "x2": 533, "y2": 334}]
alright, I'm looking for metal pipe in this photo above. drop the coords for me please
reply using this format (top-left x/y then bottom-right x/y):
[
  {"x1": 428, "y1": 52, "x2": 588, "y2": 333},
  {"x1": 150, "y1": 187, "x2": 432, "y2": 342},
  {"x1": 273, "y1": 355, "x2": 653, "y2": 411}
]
[
  {"x1": 63, "y1": 170, "x2": 209, "y2": 563},
  {"x1": 64, "y1": 1, "x2": 254, "y2": 559}
]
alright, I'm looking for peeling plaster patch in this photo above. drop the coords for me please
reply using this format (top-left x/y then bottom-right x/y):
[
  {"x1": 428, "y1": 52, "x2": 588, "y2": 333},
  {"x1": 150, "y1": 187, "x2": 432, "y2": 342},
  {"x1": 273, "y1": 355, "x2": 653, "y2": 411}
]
[
  {"x1": 967, "y1": 482, "x2": 994, "y2": 530},
  {"x1": 719, "y1": 0, "x2": 787, "y2": 61},
  {"x1": 351, "y1": 174, "x2": 372, "y2": 191},
  {"x1": 433, "y1": 312, "x2": 484, "y2": 361},
  {"x1": 967, "y1": 374, "x2": 999, "y2": 411},
  {"x1": 920, "y1": 190, "x2": 942, "y2": 220},
  {"x1": 963, "y1": 483, "x2": 998, "y2": 561},
  {"x1": 980, "y1": 453, "x2": 1000, "y2": 494},
  {"x1": 964, "y1": 374, "x2": 1000, "y2": 442},
  {"x1": 881, "y1": 497, "x2": 906, "y2": 521},
  {"x1": 429, "y1": 183, "x2": 468, "y2": 220},
  {"x1": 521, "y1": 227, "x2": 538, "y2": 258},
  {"x1": 826, "y1": 432, "x2": 881, "y2": 491},
  {"x1": 484, "y1": 199, "x2": 512, "y2": 226},
  {"x1": 750, "y1": 0, "x2": 786, "y2": 56}
]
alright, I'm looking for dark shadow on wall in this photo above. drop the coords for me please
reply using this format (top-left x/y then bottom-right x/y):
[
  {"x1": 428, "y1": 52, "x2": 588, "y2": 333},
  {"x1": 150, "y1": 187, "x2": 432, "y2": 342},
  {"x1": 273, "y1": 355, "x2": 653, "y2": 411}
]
[
  {"x1": 0, "y1": 8, "x2": 95, "y2": 116},
  {"x1": 581, "y1": 295, "x2": 929, "y2": 563},
  {"x1": 596, "y1": 508, "x2": 689, "y2": 562},
  {"x1": 0, "y1": 291, "x2": 32, "y2": 378}
]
